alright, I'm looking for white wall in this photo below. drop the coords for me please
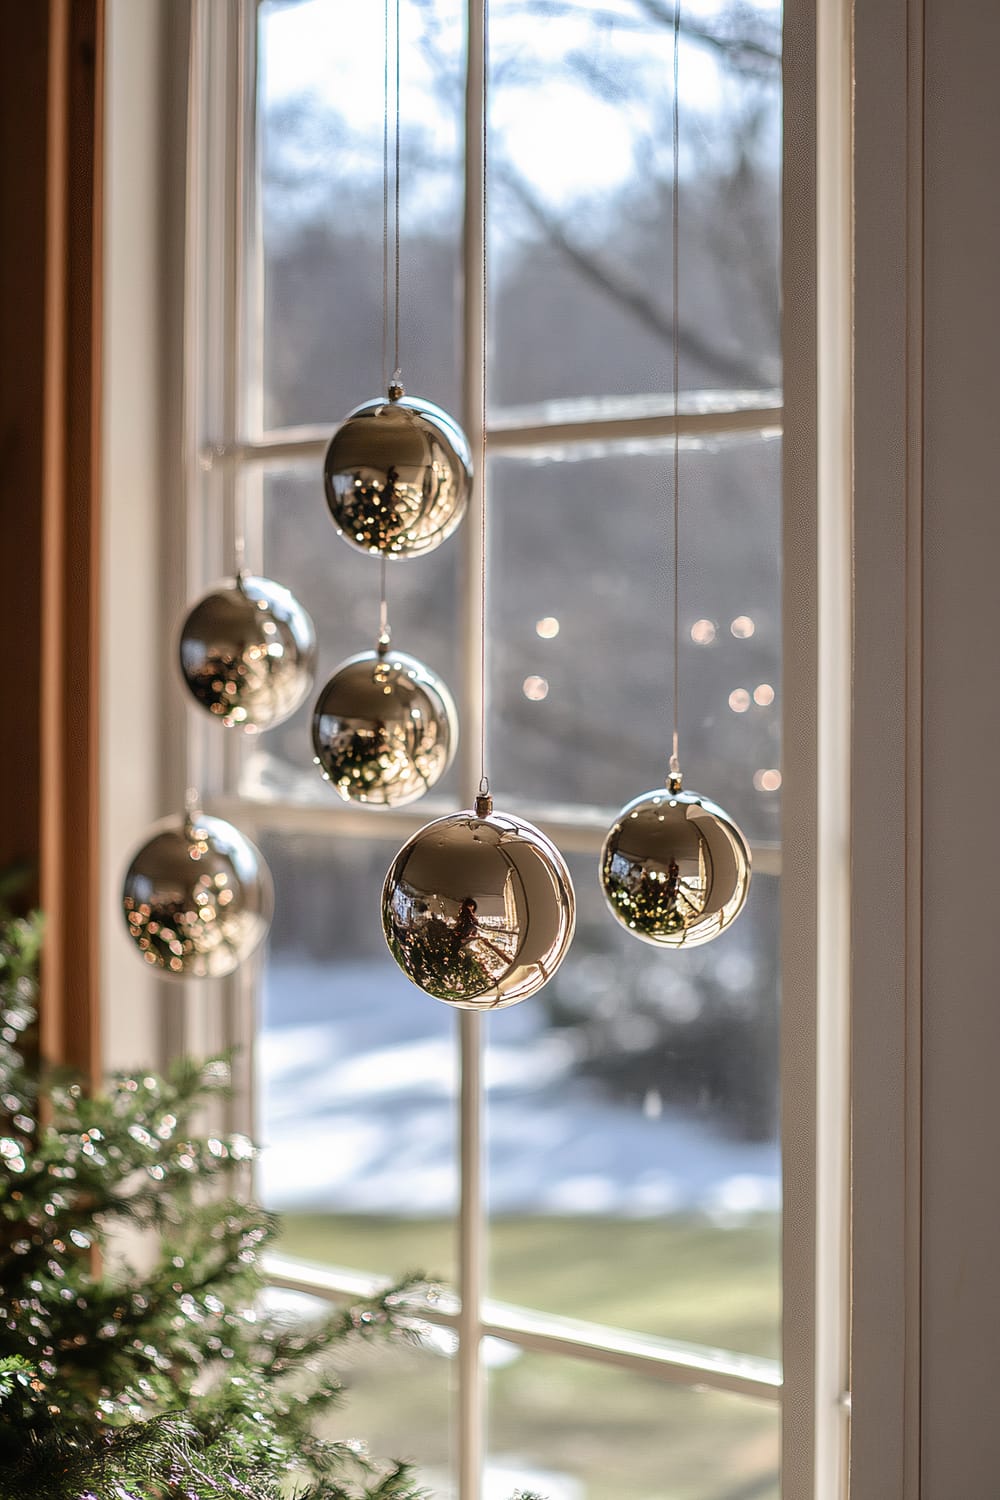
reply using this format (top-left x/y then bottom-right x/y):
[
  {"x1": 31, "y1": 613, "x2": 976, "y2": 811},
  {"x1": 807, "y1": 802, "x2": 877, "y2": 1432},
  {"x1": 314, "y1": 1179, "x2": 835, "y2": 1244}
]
[
  {"x1": 854, "y1": 1, "x2": 1000, "y2": 1492},
  {"x1": 920, "y1": 0, "x2": 1000, "y2": 1488}
]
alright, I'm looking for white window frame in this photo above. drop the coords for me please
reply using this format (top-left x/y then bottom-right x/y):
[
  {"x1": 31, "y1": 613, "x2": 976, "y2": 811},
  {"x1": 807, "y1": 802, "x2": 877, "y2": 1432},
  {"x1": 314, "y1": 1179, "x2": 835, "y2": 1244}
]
[
  {"x1": 100, "y1": 1, "x2": 858, "y2": 1497},
  {"x1": 189, "y1": 1, "x2": 839, "y2": 1495},
  {"x1": 780, "y1": 1, "x2": 852, "y2": 1497}
]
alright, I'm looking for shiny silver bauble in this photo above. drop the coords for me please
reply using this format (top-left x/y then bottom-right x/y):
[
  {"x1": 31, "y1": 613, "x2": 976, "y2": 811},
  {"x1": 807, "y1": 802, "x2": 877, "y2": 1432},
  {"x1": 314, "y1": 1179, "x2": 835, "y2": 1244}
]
[
  {"x1": 600, "y1": 780, "x2": 751, "y2": 947},
  {"x1": 382, "y1": 794, "x2": 575, "y2": 1009},
  {"x1": 323, "y1": 386, "x2": 471, "y2": 558},
  {"x1": 312, "y1": 648, "x2": 458, "y2": 807},
  {"x1": 178, "y1": 573, "x2": 317, "y2": 732},
  {"x1": 121, "y1": 809, "x2": 273, "y2": 978}
]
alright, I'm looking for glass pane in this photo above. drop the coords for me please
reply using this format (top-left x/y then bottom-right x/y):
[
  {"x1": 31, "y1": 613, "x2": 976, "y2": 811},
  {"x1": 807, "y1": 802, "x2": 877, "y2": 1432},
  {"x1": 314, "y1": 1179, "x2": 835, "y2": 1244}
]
[
  {"x1": 257, "y1": 830, "x2": 458, "y2": 1286},
  {"x1": 488, "y1": 435, "x2": 781, "y2": 843},
  {"x1": 489, "y1": 1, "x2": 782, "y2": 410},
  {"x1": 322, "y1": 1329, "x2": 454, "y2": 1498},
  {"x1": 486, "y1": 856, "x2": 779, "y2": 1355},
  {"x1": 244, "y1": 465, "x2": 465, "y2": 810},
  {"x1": 257, "y1": 0, "x2": 465, "y2": 432},
  {"x1": 488, "y1": 1350, "x2": 779, "y2": 1500}
]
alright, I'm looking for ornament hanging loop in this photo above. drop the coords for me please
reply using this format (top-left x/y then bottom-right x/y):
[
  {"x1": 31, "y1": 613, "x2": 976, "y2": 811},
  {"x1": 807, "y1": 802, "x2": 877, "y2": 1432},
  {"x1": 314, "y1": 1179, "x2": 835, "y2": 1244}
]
[
  {"x1": 476, "y1": 781, "x2": 492, "y2": 818},
  {"x1": 669, "y1": 736, "x2": 681, "y2": 791}
]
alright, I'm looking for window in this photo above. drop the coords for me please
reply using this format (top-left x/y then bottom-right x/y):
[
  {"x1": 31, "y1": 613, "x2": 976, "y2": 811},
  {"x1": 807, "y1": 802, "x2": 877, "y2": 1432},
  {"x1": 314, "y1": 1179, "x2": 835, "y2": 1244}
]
[{"x1": 169, "y1": 2, "x2": 848, "y2": 1497}]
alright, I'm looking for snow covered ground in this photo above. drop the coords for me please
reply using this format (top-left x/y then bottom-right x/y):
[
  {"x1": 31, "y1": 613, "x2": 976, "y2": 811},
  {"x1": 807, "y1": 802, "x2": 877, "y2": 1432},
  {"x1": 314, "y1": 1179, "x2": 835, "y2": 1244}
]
[{"x1": 258, "y1": 959, "x2": 780, "y2": 1223}]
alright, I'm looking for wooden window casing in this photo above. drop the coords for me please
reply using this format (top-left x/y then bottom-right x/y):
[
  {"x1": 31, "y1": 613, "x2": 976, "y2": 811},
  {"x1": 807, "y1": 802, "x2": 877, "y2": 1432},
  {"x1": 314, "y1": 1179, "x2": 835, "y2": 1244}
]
[{"x1": 0, "y1": 0, "x2": 104, "y2": 1083}]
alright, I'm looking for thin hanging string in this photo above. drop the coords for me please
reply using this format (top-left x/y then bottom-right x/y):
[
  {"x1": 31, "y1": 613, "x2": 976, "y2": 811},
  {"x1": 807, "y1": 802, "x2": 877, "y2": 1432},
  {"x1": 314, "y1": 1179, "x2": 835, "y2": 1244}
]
[
  {"x1": 393, "y1": 0, "x2": 402, "y2": 383},
  {"x1": 669, "y1": 0, "x2": 682, "y2": 781},
  {"x1": 478, "y1": 0, "x2": 490, "y2": 799},
  {"x1": 378, "y1": 554, "x2": 390, "y2": 651},
  {"x1": 382, "y1": 0, "x2": 389, "y2": 391},
  {"x1": 184, "y1": 785, "x2": 201, "y2": 832},
  {"x1": 378, "y1": 0, "x2": 393, "y2": 651},
  {"x1": 234, "y1": 483, "x2": 246, "y2": 579}
]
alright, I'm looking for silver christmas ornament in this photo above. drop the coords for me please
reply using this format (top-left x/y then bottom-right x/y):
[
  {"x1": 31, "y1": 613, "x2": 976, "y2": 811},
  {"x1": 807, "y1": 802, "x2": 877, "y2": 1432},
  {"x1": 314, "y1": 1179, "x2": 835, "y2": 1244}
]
[
  {"x1": 312, "y1": 647, "x2": 457, "y2": 807},
  {"x1": 600, "y1": 776, "x2": 751, "y2": 948},
  {"x1": 121, "y1": 809, "x2": 273, "y2": 978},
  {"x1": 178, "y1": 573, "x2": 317, "y2": 732},
  {"x1": 382, "y1": 793, "x2": 575, "y2": 1009},
  {"x1": 323, "y1": 384, "x2": 472, "y2": 559}
]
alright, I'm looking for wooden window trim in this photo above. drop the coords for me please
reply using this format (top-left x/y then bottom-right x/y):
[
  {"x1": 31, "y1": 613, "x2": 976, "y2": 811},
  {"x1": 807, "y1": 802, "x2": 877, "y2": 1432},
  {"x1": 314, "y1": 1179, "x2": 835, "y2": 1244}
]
[{"x1": 0, "y1": 0, "x2": 104, "y2": 1083}]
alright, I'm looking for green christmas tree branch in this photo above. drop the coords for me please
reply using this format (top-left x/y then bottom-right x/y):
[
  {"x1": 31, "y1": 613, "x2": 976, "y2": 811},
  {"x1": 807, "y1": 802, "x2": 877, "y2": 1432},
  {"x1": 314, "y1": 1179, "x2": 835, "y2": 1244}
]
[{"x1": 0, "y1": 910, "x2": 437, "y2": 1500}]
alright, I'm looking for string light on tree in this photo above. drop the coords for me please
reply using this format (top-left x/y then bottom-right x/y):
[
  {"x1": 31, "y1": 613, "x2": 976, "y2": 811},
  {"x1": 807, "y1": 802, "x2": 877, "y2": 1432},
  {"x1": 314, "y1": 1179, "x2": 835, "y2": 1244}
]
[
  {"x1": 382, "y1": 0, "x2": 575, "y2": 1007},
  {"x1": 600, "y1": 0, "x2": 750, "y2": 950}
]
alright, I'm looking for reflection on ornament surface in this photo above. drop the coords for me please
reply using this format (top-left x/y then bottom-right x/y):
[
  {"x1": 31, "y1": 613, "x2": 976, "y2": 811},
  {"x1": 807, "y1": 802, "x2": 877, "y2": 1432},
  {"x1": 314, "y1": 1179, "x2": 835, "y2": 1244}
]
[
  {"x1": 178, "y1": 573, "x2": 316, "y2": 732},
  {"x1": 323, "y1": 390, "x2": 471, "y2": 558},
  {"x1": 600, "y1": 784, "x2": 751, "y2": 948},
  {"x1": 121, "y1": 811, "x2": 273, "y2": 978},
  {"x1": 382, "y1": 796, "x2": 575, "y2": 1009},
  {"x1": 312, "y1": 649, "x2": 457, "y2": 807}
]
